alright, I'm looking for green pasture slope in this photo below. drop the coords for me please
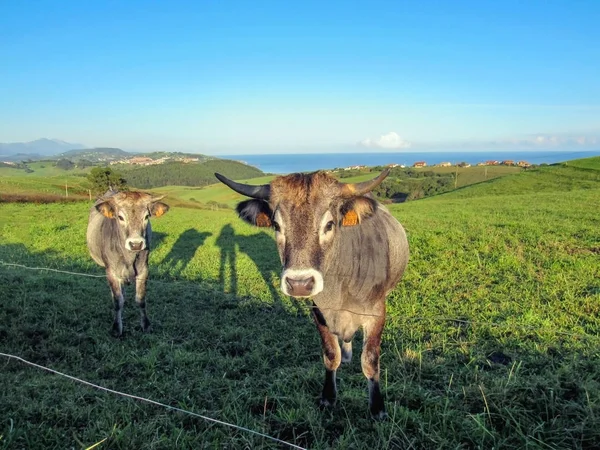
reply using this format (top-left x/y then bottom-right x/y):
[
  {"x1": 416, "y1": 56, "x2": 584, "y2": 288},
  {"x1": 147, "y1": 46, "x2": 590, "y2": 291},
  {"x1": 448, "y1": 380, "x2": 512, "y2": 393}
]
[
  {"x1": 0, "y1": 162, "x2": 92, "y2": 197},
  {"x1": 1, "y1": 157, "x2": 600, "y2": 449}
]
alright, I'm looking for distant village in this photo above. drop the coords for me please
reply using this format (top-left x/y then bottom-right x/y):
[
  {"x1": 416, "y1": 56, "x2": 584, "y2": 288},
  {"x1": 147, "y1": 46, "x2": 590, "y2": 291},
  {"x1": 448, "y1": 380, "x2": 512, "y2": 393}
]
[
  {"x1": 339, "y1": 159, "x2": 532, "y2": 171},
  {"x1": 109, "y1": 155, "x2": 200, "y2": 166},
  {"x1": 2, "y1": 156, "x2": 532, "y2": 170}
]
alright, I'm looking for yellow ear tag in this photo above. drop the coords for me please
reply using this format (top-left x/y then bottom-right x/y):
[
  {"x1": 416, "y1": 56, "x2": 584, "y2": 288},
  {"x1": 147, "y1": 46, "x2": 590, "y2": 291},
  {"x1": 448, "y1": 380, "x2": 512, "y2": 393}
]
[
  {"x1": 342, "y1": 210, "x2": 359, "y2": 226},
  {"x1": 154, "y1": 208, "x2": 164, "y2": 218},
  {"x1": 100, "y1": 204, "x2": 114, "y2": 219},
  {"x1": 256, "y1": 212, "x2": 272, "y2": 227}
]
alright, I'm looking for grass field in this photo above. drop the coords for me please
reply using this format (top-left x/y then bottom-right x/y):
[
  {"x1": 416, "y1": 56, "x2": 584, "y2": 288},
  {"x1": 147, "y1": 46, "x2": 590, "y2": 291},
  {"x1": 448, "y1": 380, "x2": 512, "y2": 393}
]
[
  {"x1": 413, "y1": 164, "x2": 521, "y2": 188},
  {"x1": 1, "y1": 158, "x2": 600, "y2": 449}
]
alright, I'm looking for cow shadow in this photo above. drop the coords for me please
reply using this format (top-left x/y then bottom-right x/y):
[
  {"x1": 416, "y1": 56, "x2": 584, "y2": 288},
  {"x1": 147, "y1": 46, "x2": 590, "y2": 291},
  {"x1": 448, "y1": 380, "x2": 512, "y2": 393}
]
[
  {"x1": 160, "y1": 228, "x2": 212, "y2": 278},
  {"x1": 151, "y1": 231, "x2": 167, "y2": 250},
  {"x1": 215, "y1": 224, "x2": 287, "y2": 307}
]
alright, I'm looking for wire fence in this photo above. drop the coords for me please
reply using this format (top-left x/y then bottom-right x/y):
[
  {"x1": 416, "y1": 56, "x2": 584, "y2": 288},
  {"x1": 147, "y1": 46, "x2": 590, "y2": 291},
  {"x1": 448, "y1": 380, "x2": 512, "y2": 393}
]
[{"x1": 0, "y1": 351, "x2": 306, "y2": 450}]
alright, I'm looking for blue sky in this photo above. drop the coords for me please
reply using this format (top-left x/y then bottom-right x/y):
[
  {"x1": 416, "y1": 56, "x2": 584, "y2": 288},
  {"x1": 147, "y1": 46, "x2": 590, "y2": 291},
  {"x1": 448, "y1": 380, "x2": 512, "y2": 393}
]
[{"x1": 1, "y1": 0, "x2": 599, "y2": 154}]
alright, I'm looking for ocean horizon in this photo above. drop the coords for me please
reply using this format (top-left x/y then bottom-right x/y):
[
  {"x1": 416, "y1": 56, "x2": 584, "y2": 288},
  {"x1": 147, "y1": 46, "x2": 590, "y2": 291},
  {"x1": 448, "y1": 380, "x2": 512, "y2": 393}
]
[{"x1": 223, "y1": 150, "x2": 600, "y2": 175}]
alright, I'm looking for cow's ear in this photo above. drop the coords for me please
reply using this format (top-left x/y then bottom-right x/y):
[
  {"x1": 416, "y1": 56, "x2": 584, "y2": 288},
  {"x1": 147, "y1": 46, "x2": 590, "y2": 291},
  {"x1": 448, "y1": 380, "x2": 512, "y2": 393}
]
[
  {"x1": 340, "y1": 196, "x2": 377, "y2": 227},
  {"x1": 151, "y1": 202, "x2": 170, "y2": 217},
  {"x1": 96, "y1": 201, "x2": 116, "y2": 219},
  {"x1": 236, "y1": 199, "x2": 273, "y2": 227}
]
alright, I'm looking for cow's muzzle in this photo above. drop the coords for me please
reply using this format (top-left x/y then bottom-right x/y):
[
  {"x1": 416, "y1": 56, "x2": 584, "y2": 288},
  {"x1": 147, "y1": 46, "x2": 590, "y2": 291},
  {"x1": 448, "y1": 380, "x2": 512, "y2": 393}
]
[
  {"x1": 281, "y1": 269, "x2": 324, "y2": 298},
  {"x1": 126, "y1": 238, "x2": 146, "y2": 252}
]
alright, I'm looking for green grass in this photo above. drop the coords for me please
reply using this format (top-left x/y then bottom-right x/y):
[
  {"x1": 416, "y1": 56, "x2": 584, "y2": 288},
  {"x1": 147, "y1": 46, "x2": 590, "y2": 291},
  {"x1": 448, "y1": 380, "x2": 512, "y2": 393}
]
[
  {"x1": 1, "y1": 162, "x2": 600, "y2": 448},
  {"x1": 0, "y1": 173, "x2": 91, "y2": 197},
  {"x1": 564, "y1": 155, "x2": 600, "y2": 170},
  {"x1": 419, "y1": 165, "x2": 521, "y2": 187}
]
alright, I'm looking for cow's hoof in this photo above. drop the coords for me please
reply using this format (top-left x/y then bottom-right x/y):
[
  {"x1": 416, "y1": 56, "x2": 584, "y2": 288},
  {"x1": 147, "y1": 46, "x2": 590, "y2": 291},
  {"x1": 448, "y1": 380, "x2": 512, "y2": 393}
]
[
  {"x1": 111, "y1": 323, "x2": 123, "y2": 338},
  {"x1": 319, "y1": 397, "x2": 336, "y2": 410},
  {"x1": 141, "y1": 318, "x2": 151, "y2": 332},
  {"x1": 370, "y1": 409, "x2": 388, "y2": 421}
]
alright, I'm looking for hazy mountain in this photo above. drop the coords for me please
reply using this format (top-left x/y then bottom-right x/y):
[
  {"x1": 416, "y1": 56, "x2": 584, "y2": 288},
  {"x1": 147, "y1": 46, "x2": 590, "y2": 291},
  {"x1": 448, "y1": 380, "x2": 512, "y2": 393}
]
[{"x1": 0, "y1": 138, "x2": 87, "y2": 159}]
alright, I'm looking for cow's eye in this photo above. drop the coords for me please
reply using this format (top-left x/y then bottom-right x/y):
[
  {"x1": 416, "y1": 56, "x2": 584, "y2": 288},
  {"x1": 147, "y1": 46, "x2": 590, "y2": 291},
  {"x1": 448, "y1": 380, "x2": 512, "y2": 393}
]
[
  {"x1": 118, "y1": 214, "x2": 125, "y2": 222},
  {"x1": 324, "y1": 221, "x2": 335, "y2": 233},
  {"x1": 272, "y1": 221, "x2": 281, "y2": 232}
]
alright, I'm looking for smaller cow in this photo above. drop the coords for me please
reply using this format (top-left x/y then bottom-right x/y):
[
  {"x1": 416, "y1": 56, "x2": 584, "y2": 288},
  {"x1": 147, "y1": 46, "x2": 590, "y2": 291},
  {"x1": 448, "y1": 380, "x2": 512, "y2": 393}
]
[{"x1": 86, "y1": 190, "x2": 169, "y2": 336}]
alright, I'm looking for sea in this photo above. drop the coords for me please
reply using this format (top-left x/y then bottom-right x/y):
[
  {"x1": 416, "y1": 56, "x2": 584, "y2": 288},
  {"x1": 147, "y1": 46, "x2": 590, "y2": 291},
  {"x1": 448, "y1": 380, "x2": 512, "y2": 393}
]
[{"x1": 222, "y1": 150, "x2": 599, "y2": 175}]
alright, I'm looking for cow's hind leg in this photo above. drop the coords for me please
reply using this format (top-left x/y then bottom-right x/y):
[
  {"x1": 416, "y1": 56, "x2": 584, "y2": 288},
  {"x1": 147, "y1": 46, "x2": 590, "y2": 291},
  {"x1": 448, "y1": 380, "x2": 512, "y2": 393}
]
[
  {"x1": 135, "y1": 276, "x2": 151, "y2": 332},
  {"x1": 107, "y1": 272, "x2": 125, "y2": 337},
  {"x1": 341, "y1": 340, "x2": 352, "y2": 363},
  {"x1": 312, "y1": 306, "x2": 341, "y2": 408},
  {"x1": 361, "y1": 309, "x2": 387, "y2": 419}
]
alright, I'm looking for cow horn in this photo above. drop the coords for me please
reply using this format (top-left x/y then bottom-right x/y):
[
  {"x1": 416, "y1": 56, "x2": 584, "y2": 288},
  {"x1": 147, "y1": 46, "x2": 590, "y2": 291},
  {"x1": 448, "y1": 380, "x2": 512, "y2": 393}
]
[
  {"x1": 340, "y1": 169, "x2": 390, "y2": 196},
  {"x1": 215, "y1": 173, "x2": 271, "y2": 200}
]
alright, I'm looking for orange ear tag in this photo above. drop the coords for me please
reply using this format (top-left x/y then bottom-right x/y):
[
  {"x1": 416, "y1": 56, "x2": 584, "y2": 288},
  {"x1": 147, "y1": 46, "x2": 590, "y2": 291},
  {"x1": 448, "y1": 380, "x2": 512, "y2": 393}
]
[
  {"x1": 100, "y1": 204, "x2": 114, "y2": 219},
  {"x1": 342, "y1": 210, "x2": 359, "y2": 226},
  {"x1": 256, "y1": 212, "x2": 272, "y2": 227}
]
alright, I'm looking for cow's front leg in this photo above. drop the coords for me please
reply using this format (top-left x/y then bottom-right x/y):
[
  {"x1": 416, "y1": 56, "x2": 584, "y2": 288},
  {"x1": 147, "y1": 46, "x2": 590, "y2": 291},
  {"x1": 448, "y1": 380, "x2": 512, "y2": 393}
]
[
  {"x1": 134, "y1": 255, "x2": 151, "y2": 332},
  {"x1": 135, "y1": 275, "x2": 150, "y2": 332},
  {"x1": 106, "y1": 271, "x2": 125, "y2": 337},
  {"x1": 361, "y1": 307, "x2": 387, "y2": 419},
  {"x1": 312, "y1": 306, "x2": 341, "y2": 408}
]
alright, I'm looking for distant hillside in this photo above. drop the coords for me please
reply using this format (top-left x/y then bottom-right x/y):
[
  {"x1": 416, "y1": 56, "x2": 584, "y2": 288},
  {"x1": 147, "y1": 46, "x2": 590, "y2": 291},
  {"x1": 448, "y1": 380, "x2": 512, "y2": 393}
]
[
  {"x1": 0, "y1": 138, "x2": 86, "y2": 160},
  {"x1": 56, "y1": 147, "x2": 216, "y2": 165},
  {"x1": 434, "y1": 158, "x2": 600, "y2": 200},
  {"x1": 123, "y1": 159, "x2": 264, "y2": 189},
  {"x1": 59, "y1": 147, "x2": 130, "y2": 162},
  {"x1": 563, "y1": 156, "x2": 600, "y2": 170}
]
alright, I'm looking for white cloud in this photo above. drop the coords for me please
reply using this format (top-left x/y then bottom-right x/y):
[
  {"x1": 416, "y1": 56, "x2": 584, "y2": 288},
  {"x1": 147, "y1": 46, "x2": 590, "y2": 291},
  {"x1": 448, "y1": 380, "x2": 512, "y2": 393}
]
[
  {"x1": 359, "y1": 132, "x2": 412, "y2": 150},
  {"x1": 527, "y1": 134, "x2": 595, "y2": 147}
]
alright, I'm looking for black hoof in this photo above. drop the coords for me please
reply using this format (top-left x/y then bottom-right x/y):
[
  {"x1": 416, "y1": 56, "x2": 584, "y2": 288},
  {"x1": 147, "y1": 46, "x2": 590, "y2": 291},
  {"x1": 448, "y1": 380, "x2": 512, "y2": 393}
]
[
  {"x1": 370, "y1": 409, "x2": 388, "y2": 421},
  {"x1": 319, "y1": 397, "x2": 336, "y2": 410},
  {"x1": 141, "y1": 318, "x2": 151, "y2": 332},
  {"x1": 111, "y1": 323, "x2": 123, "y2": 338}
]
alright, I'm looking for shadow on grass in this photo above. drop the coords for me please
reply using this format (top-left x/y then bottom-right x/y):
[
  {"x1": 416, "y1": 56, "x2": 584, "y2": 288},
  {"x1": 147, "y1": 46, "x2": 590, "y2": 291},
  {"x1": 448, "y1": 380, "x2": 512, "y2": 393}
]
[
  {"x1": 216, "y1": 224, "x2": 289, "y2": 307},
  {"x1": 159, "y1": 228, "x2": 212, "y2": 277},
  {"x1": 151, "y1": 231, "x2": 168, "y2": 250}
]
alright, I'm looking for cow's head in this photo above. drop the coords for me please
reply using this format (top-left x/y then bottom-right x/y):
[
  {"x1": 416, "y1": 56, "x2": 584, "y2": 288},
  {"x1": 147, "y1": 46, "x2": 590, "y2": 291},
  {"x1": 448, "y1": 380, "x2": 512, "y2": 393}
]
[
  {"x1": 95, "y1": 191, "x2": 169, "y2": 252},
  {"x1": 215, "y1": 170, "x2": 388, "y2": 298}
]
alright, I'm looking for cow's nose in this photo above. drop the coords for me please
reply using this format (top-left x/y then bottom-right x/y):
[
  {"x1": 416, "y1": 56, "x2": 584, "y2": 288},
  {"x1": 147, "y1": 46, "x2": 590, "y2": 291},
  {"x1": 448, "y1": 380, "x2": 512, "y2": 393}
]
[
  {"x1": 126, "y1": 239, "x2": 145, "y2": 251},
  {"x1": 285, "y1": 276, "x2": 315, "y2": 297}
]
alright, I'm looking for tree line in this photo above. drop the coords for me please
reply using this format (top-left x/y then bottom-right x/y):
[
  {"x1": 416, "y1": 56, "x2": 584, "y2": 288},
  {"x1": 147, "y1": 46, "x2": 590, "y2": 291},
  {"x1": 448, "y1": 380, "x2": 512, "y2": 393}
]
[{"x1": 121, "y1": 160, "x2": 264, "y2": 189}]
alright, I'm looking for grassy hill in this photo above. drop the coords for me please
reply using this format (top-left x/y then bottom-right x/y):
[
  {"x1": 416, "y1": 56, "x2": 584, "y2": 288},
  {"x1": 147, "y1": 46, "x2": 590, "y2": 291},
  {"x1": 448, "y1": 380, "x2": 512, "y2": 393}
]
[
  {"x1": 439, "y1": 158, "x2": 600, "y2": 200},
  {"x1": 1, "y1": 159, "x2": 599, "y2": 448},
  {"x1": 563, "y1": 155, "x2": 600, "y2": 170},
  {"x1": 0, "y1": 159, "x2": 266, "y2": 204},
  {"x1": 122, "y1": 159, "x2": 264, "y2": 189}
]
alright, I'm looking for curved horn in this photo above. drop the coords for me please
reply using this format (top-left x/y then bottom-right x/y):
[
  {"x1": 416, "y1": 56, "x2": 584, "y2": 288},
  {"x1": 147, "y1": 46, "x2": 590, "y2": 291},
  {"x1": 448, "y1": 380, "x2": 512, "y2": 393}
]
[
  {"x1": 340, "y1": 169, "x2": 390, "y2": 196},
  {"x1": 215, "y1": 173, "x2": 271, "y2": 199}
]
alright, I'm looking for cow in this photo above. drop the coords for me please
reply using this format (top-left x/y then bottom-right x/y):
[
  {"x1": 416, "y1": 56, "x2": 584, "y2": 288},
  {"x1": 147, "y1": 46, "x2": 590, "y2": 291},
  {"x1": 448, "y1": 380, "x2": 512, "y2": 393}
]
[
  {"x1": 86, "y1": 190, "x2": 169, "y2": 337},
  {"x1": 215, "y1": 169, "x2": 409, "y2": 419}
]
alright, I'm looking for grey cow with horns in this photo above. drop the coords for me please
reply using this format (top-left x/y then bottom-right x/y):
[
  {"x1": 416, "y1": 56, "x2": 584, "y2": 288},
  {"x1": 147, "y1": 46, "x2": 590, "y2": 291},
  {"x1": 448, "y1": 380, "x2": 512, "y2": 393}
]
[
  {"x1": 215, "y1": 169, "x2": 409, "y2": 419},
  {"x1": 87, "y1": 190, "x2": 169, "y2": 337}
]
